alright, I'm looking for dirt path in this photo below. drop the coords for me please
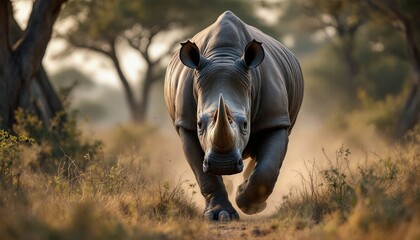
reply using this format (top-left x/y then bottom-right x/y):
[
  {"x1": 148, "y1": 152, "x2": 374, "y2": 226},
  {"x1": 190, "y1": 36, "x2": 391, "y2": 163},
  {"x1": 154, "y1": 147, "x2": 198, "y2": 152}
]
[{"x1": 206, "y1": 218, "x2": 286, "y2": 240}]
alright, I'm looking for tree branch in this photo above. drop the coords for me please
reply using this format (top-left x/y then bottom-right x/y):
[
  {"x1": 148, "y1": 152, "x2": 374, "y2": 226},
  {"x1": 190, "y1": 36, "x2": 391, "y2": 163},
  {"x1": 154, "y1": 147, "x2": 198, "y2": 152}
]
[
  {"x1": 125, "y1": 30, "x2": 159, "y2": 63},
  {"x1": 386, "y1": 0, "x2": 409, "y2": 25},
  {"x1": 364, "y1": 0, "x2": 395, "y2": 21},
  {"x1": 365, "y1": 0, "x2": 407, "y2": 31},
  {"x1": 36, "y1": 66, "x2": 65, "y2": 117},
  {"x1": 126, "y1": 37, "x2": 148, "y2": 59},
  {"x1": 65, "y1": 35, "x2": 112, "y2": 57},
  {"x1": 13, "y1": 0, "x2": 67, "y2": 82},
  {"x1": 348, "y1": 19, "x2": 362, "y2": 35},
  {"x1": 108, "y1": 42, "x2": 138, "y2": 117}
]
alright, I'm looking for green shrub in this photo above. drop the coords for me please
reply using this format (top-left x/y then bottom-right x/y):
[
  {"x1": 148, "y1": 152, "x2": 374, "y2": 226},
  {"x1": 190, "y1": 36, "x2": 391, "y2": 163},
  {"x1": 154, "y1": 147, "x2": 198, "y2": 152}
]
[
  {"x1": 0, "y1": 129, "x2": 34, "y2": 189},
  {"x1": 321, "y1": 146, "x2": 356, "y2": 221},
  {"x1": 13, "y1": 108, "x2": 102, "y2": 177}
]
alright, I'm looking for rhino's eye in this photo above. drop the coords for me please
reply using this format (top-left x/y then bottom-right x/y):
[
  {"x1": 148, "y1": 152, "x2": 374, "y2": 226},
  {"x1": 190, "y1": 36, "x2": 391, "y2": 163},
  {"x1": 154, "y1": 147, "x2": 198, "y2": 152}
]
[{"x1": 241, "y1": 120, "x2": 248, "y2": 135}]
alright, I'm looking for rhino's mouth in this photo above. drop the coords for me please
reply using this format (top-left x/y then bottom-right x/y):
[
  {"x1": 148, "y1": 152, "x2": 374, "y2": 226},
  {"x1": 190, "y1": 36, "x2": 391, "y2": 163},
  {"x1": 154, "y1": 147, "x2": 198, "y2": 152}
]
[{"x1": 203, "y1": 149, "x2": 243, "y2": 175}]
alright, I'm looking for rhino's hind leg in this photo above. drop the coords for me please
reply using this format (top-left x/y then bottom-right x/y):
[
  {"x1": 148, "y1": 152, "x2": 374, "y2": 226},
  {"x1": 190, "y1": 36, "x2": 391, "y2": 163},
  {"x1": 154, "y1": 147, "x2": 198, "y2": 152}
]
[
  {"x1": 179, "y1": 128, "x2": 239, "y2": 221},
  {"x1": 235, "y1": 128, "x2": 289, "y2": 214}
]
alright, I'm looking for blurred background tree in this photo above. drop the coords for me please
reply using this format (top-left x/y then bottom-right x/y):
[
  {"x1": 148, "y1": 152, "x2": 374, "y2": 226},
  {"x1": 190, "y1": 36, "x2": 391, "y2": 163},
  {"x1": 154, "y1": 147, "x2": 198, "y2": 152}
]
[
  {"x1": 361, "y1": 0, "x2": 420, "y2": 137},
  {"x1": 59, "y1": 0, "x2": 270, "y2": 123},
  {"x1": 279, "y1": 0, "x2": 419, "y2": 136},
  {"x1": 282, "y1": 0, "x2": 368, "y2": 109}
]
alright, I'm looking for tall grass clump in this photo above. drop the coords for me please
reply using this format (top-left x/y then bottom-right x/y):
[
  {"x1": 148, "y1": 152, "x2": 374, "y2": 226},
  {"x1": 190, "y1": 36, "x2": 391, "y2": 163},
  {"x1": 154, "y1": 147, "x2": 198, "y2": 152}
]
[
  {"x1": 277, "y1": 146, "x2": 356, "y2": 227},
  {"x1": 148, "y1": 179, "x2": 198, "y2": 221},
  {"x1": 0, "y1": 110, "x2": 201, "y2": 239},
  {"x1": 276, "y1": 126, "x2": 420, "y2": 237}
]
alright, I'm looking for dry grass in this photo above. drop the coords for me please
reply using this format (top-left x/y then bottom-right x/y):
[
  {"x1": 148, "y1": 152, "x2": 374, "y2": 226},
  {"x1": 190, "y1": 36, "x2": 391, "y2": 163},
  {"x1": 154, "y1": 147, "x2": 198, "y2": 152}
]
[
  {"x1": 0, "y1": 111, "x2": 419, "y2": 239},
  {"x1": 273, "y1": 126, "x2": 420, "y2": 240},
  {"x1": 0, "y1": 112, "x2": 202, "y2": 239}
]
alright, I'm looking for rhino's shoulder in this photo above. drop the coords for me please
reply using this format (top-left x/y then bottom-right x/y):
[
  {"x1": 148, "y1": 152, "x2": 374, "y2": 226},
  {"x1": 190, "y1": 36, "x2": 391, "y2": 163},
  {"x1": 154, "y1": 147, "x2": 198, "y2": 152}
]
[{"x1": 164, "y1": 55, "x2": 197, "y2": 132}]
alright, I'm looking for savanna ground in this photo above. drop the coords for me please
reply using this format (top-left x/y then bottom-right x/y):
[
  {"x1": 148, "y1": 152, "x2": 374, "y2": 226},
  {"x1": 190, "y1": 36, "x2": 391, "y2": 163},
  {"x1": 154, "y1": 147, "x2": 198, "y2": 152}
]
[
  {"x1": 0, "y1": 110, "x2": 419, "y2": 240},
  {"x1": 1, "y1": 0, "x2": 419, "y2": 239}
]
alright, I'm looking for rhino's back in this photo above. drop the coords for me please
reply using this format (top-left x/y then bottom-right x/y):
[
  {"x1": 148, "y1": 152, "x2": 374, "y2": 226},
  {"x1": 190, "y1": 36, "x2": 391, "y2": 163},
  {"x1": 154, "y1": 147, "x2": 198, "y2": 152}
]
[
  {"x1": 247, "y1": 25, "x2": 304, "y2": 132},
  {"x1": 164, "y1": 11, "x2": 303, "y2": 134}
]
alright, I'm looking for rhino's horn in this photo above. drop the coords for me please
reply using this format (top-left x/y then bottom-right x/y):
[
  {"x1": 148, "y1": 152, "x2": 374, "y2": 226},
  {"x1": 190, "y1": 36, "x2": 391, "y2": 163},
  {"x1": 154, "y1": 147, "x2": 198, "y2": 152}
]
[{"x1": 212, "y1": 94, "x2": 235, "y2": 152}]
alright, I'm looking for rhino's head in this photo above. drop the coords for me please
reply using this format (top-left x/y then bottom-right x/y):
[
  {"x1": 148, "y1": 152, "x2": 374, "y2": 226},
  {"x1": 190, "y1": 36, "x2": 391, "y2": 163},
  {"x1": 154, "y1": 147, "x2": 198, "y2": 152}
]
[{"x1": 179, "y1": 39, "x2": 264, "y2": 175}]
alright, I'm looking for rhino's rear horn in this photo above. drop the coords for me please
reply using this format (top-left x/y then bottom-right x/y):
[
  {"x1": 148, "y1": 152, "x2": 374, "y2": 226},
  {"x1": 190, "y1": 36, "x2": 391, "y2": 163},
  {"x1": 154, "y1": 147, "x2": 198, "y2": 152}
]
[{"x1": 211, "y1": 94, "x2": 235, "y2": 152}]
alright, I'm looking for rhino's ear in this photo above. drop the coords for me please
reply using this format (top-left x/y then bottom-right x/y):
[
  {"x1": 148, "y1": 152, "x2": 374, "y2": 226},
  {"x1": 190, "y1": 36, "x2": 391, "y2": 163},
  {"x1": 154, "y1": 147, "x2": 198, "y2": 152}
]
[
  {"x1": 243, "y1": 39, "x2": 264, "y2": 69},
  {"x1": 180, "y1": 40, "x2": 201, "y2": 69}
]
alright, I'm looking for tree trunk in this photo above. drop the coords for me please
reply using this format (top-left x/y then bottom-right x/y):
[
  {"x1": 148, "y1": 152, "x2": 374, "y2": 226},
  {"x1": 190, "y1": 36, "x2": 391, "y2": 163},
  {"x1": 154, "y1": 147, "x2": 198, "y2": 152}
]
[
  {"x1": 395, "y1": 22, "x2": 420, "y2": 138},
  {"x1": 35, "y1": 67, "x2": 65, "y2": 120},
  {"x1": 108, "y1": 46, "x2": 143, "y2": 122},
  {"x1": 0, "y1": 0, "x2": 66, "y2": 131},
  {"x1": 19, "y1": 76, "x2": 52, "y2": 124},
  {"x1": 18, "y1": 66, "x2": 66, "y2": 126},
  {"x1": 341, "y1": 35, "x2": 359, "y2": 107},
  {"x1": 396, "y1": 85, "x2": 420, "y2": 138},
  {"x1": 11, "y1": 14, "x2": 65, "y2": 126},
  {"x1": 0, "y1": 0, "x2": 14, "y2": 130},
  {"x1": 135, "y1": 62, "x2": 156, "y2": 123}
]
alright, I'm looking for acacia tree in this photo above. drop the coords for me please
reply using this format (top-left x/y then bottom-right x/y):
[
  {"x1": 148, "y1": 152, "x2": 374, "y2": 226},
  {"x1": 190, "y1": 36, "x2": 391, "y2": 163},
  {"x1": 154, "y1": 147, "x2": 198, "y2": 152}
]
[
  {"x1": 281, "y1": 0, "x2": 418, "y2": 136},
  {"x1": 0, "y1": 0, "x2": 67, "y2": 131},
  {"x1": 361, "y1": 0, "x2": 420, "y2": 137},
  {"x1": 282, "y1": 0, "x2": 367, "y2": 107},
  {"x1": 61, "y1": 0, "x2": 268, "y2": 123}
]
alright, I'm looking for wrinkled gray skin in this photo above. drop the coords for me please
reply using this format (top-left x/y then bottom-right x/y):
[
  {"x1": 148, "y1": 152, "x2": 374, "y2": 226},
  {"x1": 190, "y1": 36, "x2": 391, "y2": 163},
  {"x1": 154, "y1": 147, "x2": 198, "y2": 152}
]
[{"x1": 164, "y1": 11, "x2": 304, "y2": 221}]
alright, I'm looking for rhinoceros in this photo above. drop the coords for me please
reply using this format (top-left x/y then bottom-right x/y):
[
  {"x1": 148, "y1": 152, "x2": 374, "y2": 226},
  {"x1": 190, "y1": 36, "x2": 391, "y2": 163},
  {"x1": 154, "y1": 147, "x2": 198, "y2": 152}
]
[{"x1": 164, "y1": 11, "x2": 303, "y2": 221}]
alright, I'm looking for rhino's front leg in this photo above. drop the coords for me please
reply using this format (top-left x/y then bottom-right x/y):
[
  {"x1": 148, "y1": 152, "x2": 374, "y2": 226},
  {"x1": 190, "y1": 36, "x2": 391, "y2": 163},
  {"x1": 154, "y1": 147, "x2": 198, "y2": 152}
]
[
  {"x1": 236, "y1": 128, "x2": 289, "y2": 214},
  {"x1": 179, "y1": 128, "x2": 239, "y2": 221}
]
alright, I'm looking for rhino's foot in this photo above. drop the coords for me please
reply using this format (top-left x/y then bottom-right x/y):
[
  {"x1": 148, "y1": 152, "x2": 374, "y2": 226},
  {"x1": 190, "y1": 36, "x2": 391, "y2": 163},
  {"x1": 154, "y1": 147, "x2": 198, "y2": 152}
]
[
  {"x1": 236, "y1": 198, "x2": 267, "y2": 215},
  {"x1": 235, "y1": 181, "x2": 267, "y2": 215},
  {"x1": 203, "y1": 197, "x2": 239, "y2": 221}
]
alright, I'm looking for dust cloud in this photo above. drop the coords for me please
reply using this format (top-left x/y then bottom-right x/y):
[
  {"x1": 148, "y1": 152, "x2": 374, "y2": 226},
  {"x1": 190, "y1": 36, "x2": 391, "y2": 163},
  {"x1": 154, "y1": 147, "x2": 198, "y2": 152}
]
[
  {"x1": 71, "y1": 69, "x2": 391, "y2": 219},
  {"x1": 140, "y1": 83, "x2": 390, "y2": 217}
]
